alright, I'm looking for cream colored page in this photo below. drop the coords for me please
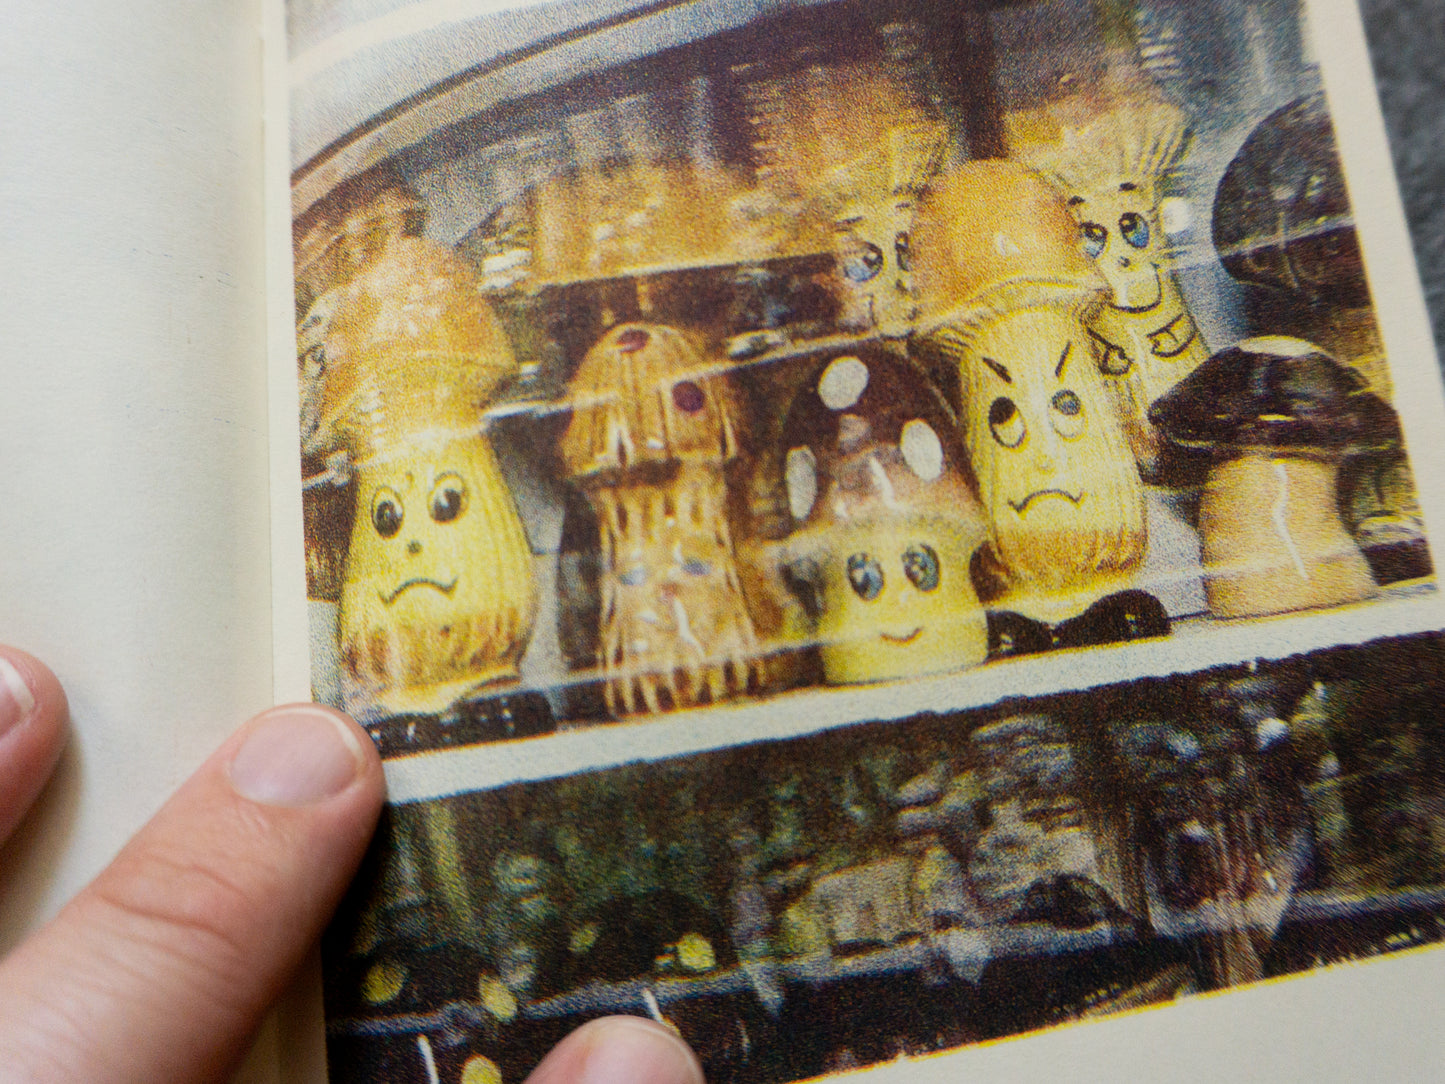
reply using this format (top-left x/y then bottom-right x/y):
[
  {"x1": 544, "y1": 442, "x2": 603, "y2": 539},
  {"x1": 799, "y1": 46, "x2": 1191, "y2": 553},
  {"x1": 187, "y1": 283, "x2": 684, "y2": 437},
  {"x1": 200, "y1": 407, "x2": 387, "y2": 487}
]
[{"x1": 0, "y1": 0, "x2": 272, "y2": 962}]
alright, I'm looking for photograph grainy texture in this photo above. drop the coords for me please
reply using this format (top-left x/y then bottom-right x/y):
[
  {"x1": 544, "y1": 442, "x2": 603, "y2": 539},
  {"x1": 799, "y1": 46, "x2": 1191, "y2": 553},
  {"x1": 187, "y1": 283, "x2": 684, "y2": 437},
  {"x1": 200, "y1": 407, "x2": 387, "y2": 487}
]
[{"x1": 324, "y1": 631, "x2": 1445, "y2": 1082}]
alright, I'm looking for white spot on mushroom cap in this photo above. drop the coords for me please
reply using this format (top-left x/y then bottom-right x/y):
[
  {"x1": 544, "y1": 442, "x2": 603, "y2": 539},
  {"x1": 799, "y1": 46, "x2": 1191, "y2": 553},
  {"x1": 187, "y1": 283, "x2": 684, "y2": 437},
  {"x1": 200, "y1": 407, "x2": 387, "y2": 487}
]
[
  {"x1": 785, "y1": 446, "x2": 818, "y2": 521},
  {"x1": 1238, "y1": 335, "x2": 1322, "y2": 358},
  {"x1": 993, "y1": 231, "x2": 1023, "y2": 258},
  {"x1": 818, "y1": 356, "x2": 869, "y2": 410},
  {"x1": 900, "y1": 418, "x2": 944, "y2": 481}
]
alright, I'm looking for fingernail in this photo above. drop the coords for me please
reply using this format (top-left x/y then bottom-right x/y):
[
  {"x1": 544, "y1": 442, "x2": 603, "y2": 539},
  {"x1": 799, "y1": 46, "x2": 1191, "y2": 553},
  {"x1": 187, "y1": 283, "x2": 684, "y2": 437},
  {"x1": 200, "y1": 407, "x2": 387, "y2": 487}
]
[
  {"x1": 574, "y1": 1017, "x2": 704, "y2": 1084},
  {"x1": 228, "y1": 705, "x2": 365, "y2": 806},
  {"x1": 0, "y1": 654, "x2": 38, "y2": 739}
]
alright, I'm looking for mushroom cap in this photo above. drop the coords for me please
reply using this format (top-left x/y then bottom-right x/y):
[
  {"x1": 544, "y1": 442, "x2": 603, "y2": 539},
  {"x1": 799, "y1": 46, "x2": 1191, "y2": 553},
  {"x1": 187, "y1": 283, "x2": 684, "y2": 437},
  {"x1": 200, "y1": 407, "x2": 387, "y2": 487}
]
[
  {"x1": 781, "y1": 347, "x2": 982, "y2": 529},
  {"x1": 1023, "y1": 97, "x2": 1191, "y2": 200},
  {"x1": 312, "y1": 235, "x2": 519, "y2": 459},
  {"x1": 1147, "y1": 336, "x2": 1398, "y2": 452},
  {"x1": 912, "y1": 160, "x2": 1106, "y2": 333},
  {"x1": 560, "y1": 322, "x2": 741, "y2": 479},
  {"x1": 1212, "y1": 93, "x2": 1367, "y2": 307}
]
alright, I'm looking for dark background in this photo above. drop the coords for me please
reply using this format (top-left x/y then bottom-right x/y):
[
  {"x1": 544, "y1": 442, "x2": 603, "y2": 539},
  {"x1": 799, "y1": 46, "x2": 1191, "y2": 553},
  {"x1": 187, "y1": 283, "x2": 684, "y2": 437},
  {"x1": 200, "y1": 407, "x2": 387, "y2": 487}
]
[{"x1": 1361, "y1": 0, "x2": 1445, "y2": 363}]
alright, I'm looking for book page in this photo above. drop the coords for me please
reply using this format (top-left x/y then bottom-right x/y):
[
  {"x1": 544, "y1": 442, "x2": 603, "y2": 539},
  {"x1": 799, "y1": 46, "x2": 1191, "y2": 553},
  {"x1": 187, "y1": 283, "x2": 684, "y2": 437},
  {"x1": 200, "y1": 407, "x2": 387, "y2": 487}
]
[
  {"x1": 271, "y1": 1, "x2": 1445, "y2": 1080},
  {"x1": 0, "y1": 2, "x2": 272, "y2": 939},
  {"x1": 0, "y1": 4, "x2": 280, "y2": 1081}
]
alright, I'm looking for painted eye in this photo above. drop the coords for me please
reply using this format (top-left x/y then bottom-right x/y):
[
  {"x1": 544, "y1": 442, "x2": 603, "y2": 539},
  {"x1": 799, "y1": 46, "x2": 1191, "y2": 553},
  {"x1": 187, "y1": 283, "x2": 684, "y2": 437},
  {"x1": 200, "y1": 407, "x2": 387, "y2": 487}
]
[
  {"x1": 1051, "y1": 389, "x2": 1086, "y2": 439},
  {"x1": 847, "y1": 553, "x2": 884, "y2": 601},
  {"x1": 429, "y1": 473, "x2": 467, "y2": 523},
  {"x1": 1081, "y1": 222, "x2": 1108, "y2": 259},
  {"x1": 371, "y1": 488, "x2": 403, "y2": 538},
  {"x1": 842, "y1": 241, "x2": 885, "y2": 283},
  {"x1": 902, "y1": 544, "x2": 940, "y2": 592},
  {"x1": 1119, "y1": 212, "x2": 1150, "y2": 249},
  {"x1": 989, "y1": 396, "x2": 1026, "y2": 448},
  {"x1": 894, "y1": 231, "x2": 912, "y2": 272}
]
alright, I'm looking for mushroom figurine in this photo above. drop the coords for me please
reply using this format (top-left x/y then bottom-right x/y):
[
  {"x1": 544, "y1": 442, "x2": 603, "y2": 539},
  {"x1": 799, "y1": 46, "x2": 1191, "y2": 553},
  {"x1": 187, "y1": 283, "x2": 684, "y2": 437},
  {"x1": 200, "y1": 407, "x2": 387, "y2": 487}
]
[
  {"x1": 779, "y1": 348, "x2": 989, "y2": 684},
  {"x1": 315, "y1": 236, "x2": 537, "y2": 716},
  {"x1": 1148, "y1": 336, "x2": 1386, "y2": 618},
  {"x1": 1028, "y1": 99, "x2": 1208, "y2": 470},
  {"x1": 820, "y1": 122, "x2": 949, "y2": 337},
  {"x1": 559, "y1": 322, "x2": 763, "y2": 716},
  {"x1": 912, "y1": 161, "x2": 1163, "y2": 648}
]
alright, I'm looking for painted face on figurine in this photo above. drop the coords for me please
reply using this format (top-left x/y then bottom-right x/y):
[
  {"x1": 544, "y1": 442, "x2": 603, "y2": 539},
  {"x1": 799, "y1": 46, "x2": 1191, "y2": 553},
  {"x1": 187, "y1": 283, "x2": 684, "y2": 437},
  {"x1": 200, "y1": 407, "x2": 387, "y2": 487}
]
[
  {"x1": 803, "y1": 514, "x2": 983, "y2": 685},
  {"x1": 783, "y1": 351, "x2": 989, "y2": 683},
  {"x1": 1070, "y1": 184, "x2": 1205, "y2": 436},
  {"x1": 960, "y1": 307, "x2": 1143, "y2": 594},
  {"x1": 340, "y1": 433, "x2": 535, "y2": 710},
  {"x1": 1072, "y1": 186, "x2": 1166, "y2": 313}
]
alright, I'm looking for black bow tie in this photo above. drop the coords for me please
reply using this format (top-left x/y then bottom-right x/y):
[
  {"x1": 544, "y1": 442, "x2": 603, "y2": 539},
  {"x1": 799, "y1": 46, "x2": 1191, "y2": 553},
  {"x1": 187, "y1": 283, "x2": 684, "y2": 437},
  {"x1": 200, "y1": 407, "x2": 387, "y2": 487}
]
[{"x1": 988, "y1": 590, "x2": 1171, "y2": 659}]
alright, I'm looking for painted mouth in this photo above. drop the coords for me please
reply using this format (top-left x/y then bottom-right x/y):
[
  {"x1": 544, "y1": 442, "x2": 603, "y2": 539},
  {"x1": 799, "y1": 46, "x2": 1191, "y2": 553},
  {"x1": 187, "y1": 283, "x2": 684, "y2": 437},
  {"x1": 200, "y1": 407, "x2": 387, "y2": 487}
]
[
  {"x1": 1009, "y1": 489, "x2": 1083, "y2": 514},
  {"x1": 1109, "y1": 264, "x2": 1163, "y2": 313},
  {"x1": 880, "y1": 627, "x2": 923, "y2": 645},
  {"x1": 381, "y1": 577, "x2": 458, "y2": 604}
]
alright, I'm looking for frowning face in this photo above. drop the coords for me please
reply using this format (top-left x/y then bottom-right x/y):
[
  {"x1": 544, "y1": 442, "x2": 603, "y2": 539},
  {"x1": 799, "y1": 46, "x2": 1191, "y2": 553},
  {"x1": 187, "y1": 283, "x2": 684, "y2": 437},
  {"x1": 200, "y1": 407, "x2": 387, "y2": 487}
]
[
  {"x1": 339, "y1": 434, "x2": 536, "y2": 712},
  {"x1": 959, "y1": 307, "x2": 1144, "y2": 596}
]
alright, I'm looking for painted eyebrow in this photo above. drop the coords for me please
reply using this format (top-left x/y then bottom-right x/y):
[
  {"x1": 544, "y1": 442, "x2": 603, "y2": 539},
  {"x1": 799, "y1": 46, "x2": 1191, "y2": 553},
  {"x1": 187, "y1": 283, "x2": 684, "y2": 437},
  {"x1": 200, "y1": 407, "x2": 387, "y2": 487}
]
[
  {"x1": 981, "y1": 356, "x2": 1012, "y2": 383},
  {"x1": 1067, "y1": 195, "x2": 1086, "y2": 206},
  {"x1": 1055, "y1": 343, "x2": 1071, "y2": 378},
  {"x1": 1119, "y1": 182, "x2": 1137, "y2": 192}
]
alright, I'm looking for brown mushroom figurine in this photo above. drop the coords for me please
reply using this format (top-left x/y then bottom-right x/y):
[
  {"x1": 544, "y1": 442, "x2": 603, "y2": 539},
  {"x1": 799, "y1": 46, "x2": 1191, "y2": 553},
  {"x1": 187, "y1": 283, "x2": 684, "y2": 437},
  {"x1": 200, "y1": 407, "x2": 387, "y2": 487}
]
[
  {"x1": 559, "y1": 322, "x2": 763, "y2": 716},
  {"x1": 780, "y1": 348, "x2": 989, "y2": 684},
  {"x1": 1148, "y1": 336, "x2": 1387, "y2": 618}
]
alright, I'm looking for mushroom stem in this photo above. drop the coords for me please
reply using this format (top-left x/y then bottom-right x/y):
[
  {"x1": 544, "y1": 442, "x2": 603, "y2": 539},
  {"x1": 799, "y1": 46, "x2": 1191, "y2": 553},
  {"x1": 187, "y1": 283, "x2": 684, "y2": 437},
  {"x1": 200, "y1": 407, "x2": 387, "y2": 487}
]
[{"x1": 1199, "y1": 450, "x2": 1376, "y2": 618}]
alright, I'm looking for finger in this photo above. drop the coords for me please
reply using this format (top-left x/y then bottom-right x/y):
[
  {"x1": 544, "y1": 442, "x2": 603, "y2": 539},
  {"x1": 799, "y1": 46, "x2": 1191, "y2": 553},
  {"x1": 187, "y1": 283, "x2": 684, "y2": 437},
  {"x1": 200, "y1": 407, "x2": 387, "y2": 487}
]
[
  {"x1": 0, "y1": 703, "x2": 385, "y2": 1084},
  {"x1": 0, "y1": 646, "x2": 69, "y2": 844},
  {"x1": 525, "y1": 1016, "x2": 705, "y2": 1084}
]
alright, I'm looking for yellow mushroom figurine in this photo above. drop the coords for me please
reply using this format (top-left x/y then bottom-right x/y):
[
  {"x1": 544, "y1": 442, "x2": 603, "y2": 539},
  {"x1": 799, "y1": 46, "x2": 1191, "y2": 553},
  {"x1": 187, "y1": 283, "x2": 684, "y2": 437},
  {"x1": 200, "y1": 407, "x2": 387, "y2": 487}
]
[
  {"x1": 1030, "y1": 98, "x2": 1208, "y2": 472},
  {"x1": 913, "y1": 160, "x2": 1166, "y2": 653},
  {"x1": 315, "y1": 236, "x2": 537, "y2": 717}
]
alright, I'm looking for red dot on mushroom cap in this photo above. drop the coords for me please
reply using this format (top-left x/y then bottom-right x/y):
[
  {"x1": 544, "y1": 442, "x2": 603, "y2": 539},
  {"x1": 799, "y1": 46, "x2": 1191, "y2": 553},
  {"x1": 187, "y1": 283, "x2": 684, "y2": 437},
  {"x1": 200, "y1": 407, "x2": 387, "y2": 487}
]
[
  {"x1": 618, "y1": 328, "x2": 651, "y2": 353},
  {"x1": 672, "y1": 380, "x2": 706, "y2": 413}
]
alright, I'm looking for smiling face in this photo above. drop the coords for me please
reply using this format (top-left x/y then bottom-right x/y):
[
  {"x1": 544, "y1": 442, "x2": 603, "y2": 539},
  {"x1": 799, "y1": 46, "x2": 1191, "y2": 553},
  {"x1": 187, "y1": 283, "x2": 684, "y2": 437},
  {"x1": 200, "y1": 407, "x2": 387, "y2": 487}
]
[
  {"x1": 960, "y1": 306, "x2": 1144, "y2": 616},
  {"x1": 1068, "y1": 184, "x2": 1209, "y2": 465},
  {"x1": 339, "y1": 434, "x2": 536, "y2": 714},
  {"x1": 805, "y1": 516, "x2": 987, "y2": 685},
  {"x1": 1072, "y1": 184, "x2": 1164, "y2": 310}
]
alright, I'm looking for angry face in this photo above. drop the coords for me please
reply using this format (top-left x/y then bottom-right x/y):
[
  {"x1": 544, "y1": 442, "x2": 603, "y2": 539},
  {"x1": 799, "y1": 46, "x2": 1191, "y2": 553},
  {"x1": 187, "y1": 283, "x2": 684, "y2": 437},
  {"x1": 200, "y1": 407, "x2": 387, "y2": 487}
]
[{"x1": 959, "y1": 306, "x2": 1145, "y2": 620}]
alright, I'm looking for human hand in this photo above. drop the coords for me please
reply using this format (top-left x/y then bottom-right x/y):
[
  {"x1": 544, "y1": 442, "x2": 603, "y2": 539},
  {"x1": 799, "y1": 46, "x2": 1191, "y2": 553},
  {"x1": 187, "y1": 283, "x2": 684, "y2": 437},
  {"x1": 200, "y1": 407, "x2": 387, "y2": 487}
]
[{"x1": 0, "y1": 647, "x2": 704, "y2": 1084}]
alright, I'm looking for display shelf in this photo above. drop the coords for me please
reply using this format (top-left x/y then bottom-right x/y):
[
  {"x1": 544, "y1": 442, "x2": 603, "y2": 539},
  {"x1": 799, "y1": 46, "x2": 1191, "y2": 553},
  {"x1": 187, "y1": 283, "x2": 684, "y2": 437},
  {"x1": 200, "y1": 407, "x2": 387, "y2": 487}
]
[
  {"x1": 377, "y1": 582, "x2": 1437, "y2": 798},
  {"x1": 326, "y1": 881, "x2": 1445, "y2": 1041}
]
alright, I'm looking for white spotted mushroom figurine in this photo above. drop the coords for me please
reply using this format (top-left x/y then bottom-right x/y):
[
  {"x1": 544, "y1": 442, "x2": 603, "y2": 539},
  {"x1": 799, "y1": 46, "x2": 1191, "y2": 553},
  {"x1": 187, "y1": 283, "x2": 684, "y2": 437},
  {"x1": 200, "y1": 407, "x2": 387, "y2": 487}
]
[
  {"x1": 780, "y1": 347, "x2": 989, "y2": 684},
  {"x1": 314, "y1": 236, "x2": 537, "y2": 717},
  {"x1": 560, "y1": 322, "x2": 763, "y2": 716},
  {"x1": 913, "y1": 160, "x2": 1167, "y2": 655}
]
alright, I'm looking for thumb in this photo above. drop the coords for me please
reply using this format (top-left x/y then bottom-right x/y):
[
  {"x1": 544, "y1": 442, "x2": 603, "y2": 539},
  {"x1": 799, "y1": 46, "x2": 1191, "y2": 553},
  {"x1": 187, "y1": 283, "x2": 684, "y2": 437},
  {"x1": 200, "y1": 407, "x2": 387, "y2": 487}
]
[
  {"x1": 524, "y1": 1016, "x2": 705, "y2": 1084},
  {"x1": 0, "y1": 702, "x2": 385, "y2": 1083}
]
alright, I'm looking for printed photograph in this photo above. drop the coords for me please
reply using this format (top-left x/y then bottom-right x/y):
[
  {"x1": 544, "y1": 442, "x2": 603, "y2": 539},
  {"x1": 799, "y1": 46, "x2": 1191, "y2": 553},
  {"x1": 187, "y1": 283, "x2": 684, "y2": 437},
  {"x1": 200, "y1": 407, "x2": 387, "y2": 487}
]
[
  {"x1": 322, "y1": 630, "x2": 1445, "y2": 1082},
  {"x1": 289, "y1": 0, "x2": 1435, "y2": 750}
]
